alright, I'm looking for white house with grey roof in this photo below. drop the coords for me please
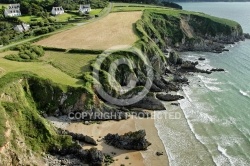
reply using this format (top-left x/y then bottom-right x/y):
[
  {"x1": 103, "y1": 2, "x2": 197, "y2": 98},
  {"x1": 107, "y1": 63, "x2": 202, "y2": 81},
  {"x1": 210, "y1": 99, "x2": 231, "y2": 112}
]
[
  {"x1": 79, "y1": 4, "x2": 91, "y2": 14},
  {"x1": 51, "y1": 6, "x2": 64, "y2": 15},
  {"x1": 4, "y1": 4, "x2": 21, "y2": 17}
]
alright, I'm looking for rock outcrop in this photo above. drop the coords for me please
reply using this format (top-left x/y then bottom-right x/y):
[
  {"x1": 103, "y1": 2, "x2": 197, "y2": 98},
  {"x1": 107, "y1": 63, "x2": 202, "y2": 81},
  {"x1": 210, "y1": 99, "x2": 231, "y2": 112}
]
[
  {"x1": 130, "y1": 96, "x2": 165, "y2": 110},
  {"x1": 244, "y1": 33, "x2": 250, "y2": 39},
  {"x1": 179, "y1": 61, "x2": 212, "y2": 74},
  {"x1": 168, "y1": 51, "x2": 183, "y2": 65},
  {"x1": 210, "y1": 68, "x2": 225, "y2": 72},
  {"x1": 104, "y1": 130, "x2": 151, "y2": 150},
  {"x1": 198, "y1": 57, "x2": 205, "y2": 61},
  {"x1": 49, "y1": 146, "x2": 104, "y2": 166},
  {"x1": 173, "y1": 75, "x2": 188, "y2": 83},
  {"x1": 156, "y1": 93, "x2": 184, "y2": 101},
  {"x1": 156, "y1": 152, "x2": 164, "y2": 156},
  {"x1": 58, "y1": 129, "x2": 97, "y2": 146}
]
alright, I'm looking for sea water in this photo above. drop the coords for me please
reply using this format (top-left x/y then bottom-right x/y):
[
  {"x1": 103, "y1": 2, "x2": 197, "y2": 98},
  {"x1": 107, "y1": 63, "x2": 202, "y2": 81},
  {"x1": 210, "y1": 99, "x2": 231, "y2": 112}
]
[{"x1": 155, "y1": 2, "x2": 250, "y2": 166}]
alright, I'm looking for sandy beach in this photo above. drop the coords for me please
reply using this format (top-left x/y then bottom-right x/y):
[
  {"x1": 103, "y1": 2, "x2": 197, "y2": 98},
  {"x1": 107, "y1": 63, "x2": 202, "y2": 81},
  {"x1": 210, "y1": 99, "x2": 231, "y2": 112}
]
[{"x1": 48, "y1": 113, "x2": 169, "y2": 166}]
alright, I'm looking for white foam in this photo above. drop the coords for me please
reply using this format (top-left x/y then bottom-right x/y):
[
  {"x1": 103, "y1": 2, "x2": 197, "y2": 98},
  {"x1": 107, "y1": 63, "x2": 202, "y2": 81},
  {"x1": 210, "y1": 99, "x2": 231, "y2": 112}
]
[
  {"x1": 239, "y1": 89, "x2": 250, "y2": 98},
  {"x1": 197, "y1": 75, "x2": 223, "y2": 85},
  {"x1": 204, "y1": 84, "x2": 223, "y2": 92},
  {"x1": 216, "y1": 145, "x2": 250, "y2": 166},
  {"x1": 197, "y1": 75, "x2": 223, "y2": 92}
]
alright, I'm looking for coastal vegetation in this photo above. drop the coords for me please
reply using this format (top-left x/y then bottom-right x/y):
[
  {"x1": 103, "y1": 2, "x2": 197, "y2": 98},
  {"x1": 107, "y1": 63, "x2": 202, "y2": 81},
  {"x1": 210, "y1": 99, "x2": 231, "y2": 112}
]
[
  {"x1": 0, "y1": 72, "x2": 74, "y2": 156},
  {"x1": 5, "y1": 43, "x2": 44, "y2": 61}
]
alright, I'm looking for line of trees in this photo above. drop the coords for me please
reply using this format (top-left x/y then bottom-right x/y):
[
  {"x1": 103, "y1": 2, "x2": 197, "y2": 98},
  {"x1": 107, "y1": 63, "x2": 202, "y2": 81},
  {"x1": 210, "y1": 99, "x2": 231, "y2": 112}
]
[
  {"x1": 0, "y1": 0, "x2": 109, "y2": 11},
  {"x1": 162, "y1": 0, "x2": 250, "y2": 1}
]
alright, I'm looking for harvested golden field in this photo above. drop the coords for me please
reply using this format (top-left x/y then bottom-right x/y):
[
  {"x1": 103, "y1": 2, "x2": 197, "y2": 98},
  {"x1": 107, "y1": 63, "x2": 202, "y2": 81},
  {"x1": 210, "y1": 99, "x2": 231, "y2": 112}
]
[{"x1": 35, "y1": 12, "x2": 142, "y2": 50}]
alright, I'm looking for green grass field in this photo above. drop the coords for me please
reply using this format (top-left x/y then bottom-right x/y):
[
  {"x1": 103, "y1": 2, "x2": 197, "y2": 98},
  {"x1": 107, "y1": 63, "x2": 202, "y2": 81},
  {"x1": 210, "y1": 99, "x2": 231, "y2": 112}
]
[
  {"x1": 0, "y1": 51, "x2": 82, "y2": 87},
  {"x1": 19, "y1": 15, "x2": 43, "y2": 23},
  {"x1": 89, "y1": 9, "x2": 102, "y2": 16},
  {"x1": 40, "y1": 51, "x2": 97, "y2": 78},
  {"x1": 111, "y1": 3, "x2": 238, "y2": 27},
  {"x1": 0, "y1": 4, "x2": 8, "y2": 8},
  {"x1": 51, "y1": 13, "x2": 78, "y2": 22},
  {"x1": 148, "y1": 9, "x2": 239, "y2": 27}
]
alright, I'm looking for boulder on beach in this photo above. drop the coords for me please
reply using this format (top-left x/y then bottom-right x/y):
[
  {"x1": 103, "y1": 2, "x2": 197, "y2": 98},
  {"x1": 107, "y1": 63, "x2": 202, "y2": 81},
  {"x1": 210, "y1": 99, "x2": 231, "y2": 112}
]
[
  {"x1": 104, "y1": 130, "x2": 151, "y2": 150},
  {"x1": 58, "y1": 129, "x2": 97, "y2": 145},
  {"x1": 156, "y1": 152, "x2": 164, "y2": 156},
  {"x1": 87, "y1": 148, "x2": 104, "y2": 166}
]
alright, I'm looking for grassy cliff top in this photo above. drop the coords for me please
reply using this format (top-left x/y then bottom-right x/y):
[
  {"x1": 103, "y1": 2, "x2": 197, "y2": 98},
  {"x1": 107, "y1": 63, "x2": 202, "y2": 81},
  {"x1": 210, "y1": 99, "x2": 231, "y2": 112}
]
[
  {"x1": 111, "y1": 2, "x2": 239, "y2": 27},
  {"x1": 145, "y1": 9, "x2": 239, "y2": 27}
]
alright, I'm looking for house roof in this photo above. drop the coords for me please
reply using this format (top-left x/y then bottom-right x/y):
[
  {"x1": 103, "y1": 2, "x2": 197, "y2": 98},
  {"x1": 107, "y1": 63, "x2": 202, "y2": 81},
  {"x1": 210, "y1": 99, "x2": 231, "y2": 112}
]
[
  {"x1": 52, "y1": 7, "x2": 64, "y2": 11},
  {"x1": 8, "y1": 4, "x2": 20, "y2": 10}
]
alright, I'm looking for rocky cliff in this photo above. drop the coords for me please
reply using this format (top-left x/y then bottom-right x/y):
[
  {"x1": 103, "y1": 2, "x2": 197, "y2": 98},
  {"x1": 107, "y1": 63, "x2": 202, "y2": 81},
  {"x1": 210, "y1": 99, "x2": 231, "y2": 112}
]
[
  {"x1": 136, "y1": 9, "x2": 245, "y2": 53},
  {"x1": 0, "y1": 72, "x2": 105, "y2": 165}
]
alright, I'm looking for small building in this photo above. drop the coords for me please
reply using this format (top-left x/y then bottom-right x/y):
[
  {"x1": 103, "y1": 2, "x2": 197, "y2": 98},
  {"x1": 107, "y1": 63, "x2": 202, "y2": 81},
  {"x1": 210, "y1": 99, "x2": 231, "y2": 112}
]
[
  {"x1": 79, "y1": 4, "x2": 91, "y2": 14},
  {"x1": 14, "y1": 23, "x2": 30, "y2": 33},
  {"x1": 51, "y1": 7, "x2": 64, "y2": 15},
  {"x1": 4, "y1": 4, "x2": 21, "y2": 17}
]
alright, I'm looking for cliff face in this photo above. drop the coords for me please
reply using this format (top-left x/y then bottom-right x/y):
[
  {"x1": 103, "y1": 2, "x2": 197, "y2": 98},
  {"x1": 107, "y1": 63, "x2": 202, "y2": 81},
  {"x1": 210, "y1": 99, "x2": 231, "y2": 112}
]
[
  {"x1": 0, "y1": 73, "x2": 73, "y2": 165},
  {"x1": 0, "y1": 73, "x2": 108, "y2": 165},
  {"x1": 136, "y1": 10, "x2": 245, "y2": 53}
]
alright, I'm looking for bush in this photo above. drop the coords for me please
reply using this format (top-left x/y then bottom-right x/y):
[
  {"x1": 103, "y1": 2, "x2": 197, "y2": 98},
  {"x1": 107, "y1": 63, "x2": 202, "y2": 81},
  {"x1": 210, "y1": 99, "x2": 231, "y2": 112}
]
[
  {"x1": 4, "y1": 54, "x2": 20, "y2": 60},
  {"x1": 42, "y1": 46, "x2": 66, "y2": 52},
  {"x1": 31, "y1": 18, "x2": 37, "y2": 21},
  {"x1": 34, "y1": 27, "x2": 49, "y2": 36},
  {"x1": 5, "y1": 43, "x2": 45, "y2": 61},
  {"x1": 32, "y1": 45, "x2": 45, "y2": 57},
  {"x1": 68, "y1": 48, "x2": 103, "y2": 54},
  {"x1": 48, "y1": 26, "x2": 56, "y2": 32},
  {"x1": 19, "y1": 53, "x2": 30, "y2": 59}
]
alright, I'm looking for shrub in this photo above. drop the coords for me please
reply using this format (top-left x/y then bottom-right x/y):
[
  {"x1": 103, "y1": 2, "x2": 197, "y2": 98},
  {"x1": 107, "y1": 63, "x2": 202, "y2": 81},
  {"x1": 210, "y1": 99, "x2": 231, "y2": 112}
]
[
  {"x1": 4, "y1": 54, "x2": 19, "y2": 60},
  {"x1": 68, "y1": 48, "x2": 103, "y2": 54},
  {"x1": 19, "y1": 53, "x2": 30, "y2": 59},
  {"x1": 31, "y1": 18, "x2": 37, "y2": 21},
  {"x1": 42, "y1": 46, "x2": 66, "y2": 52},
  {"x1": 34, "y1": 27, "x2": 49, "y2": 36},
  {"x1": 32, "y1": 45, "x2": 45, "y2": 57},
  {"x1": 4, "y1": 43, "x2": 45, "y2": 61},
  {"x1": 48, "y1": 26, "x2": 56, "y2": 32}
]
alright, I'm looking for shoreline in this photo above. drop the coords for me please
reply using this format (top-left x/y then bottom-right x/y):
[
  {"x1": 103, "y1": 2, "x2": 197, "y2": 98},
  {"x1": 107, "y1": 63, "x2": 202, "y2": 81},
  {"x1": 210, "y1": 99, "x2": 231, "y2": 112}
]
[{"x1": 48, "y1": 113, "x2": 169, "y2": 166}]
